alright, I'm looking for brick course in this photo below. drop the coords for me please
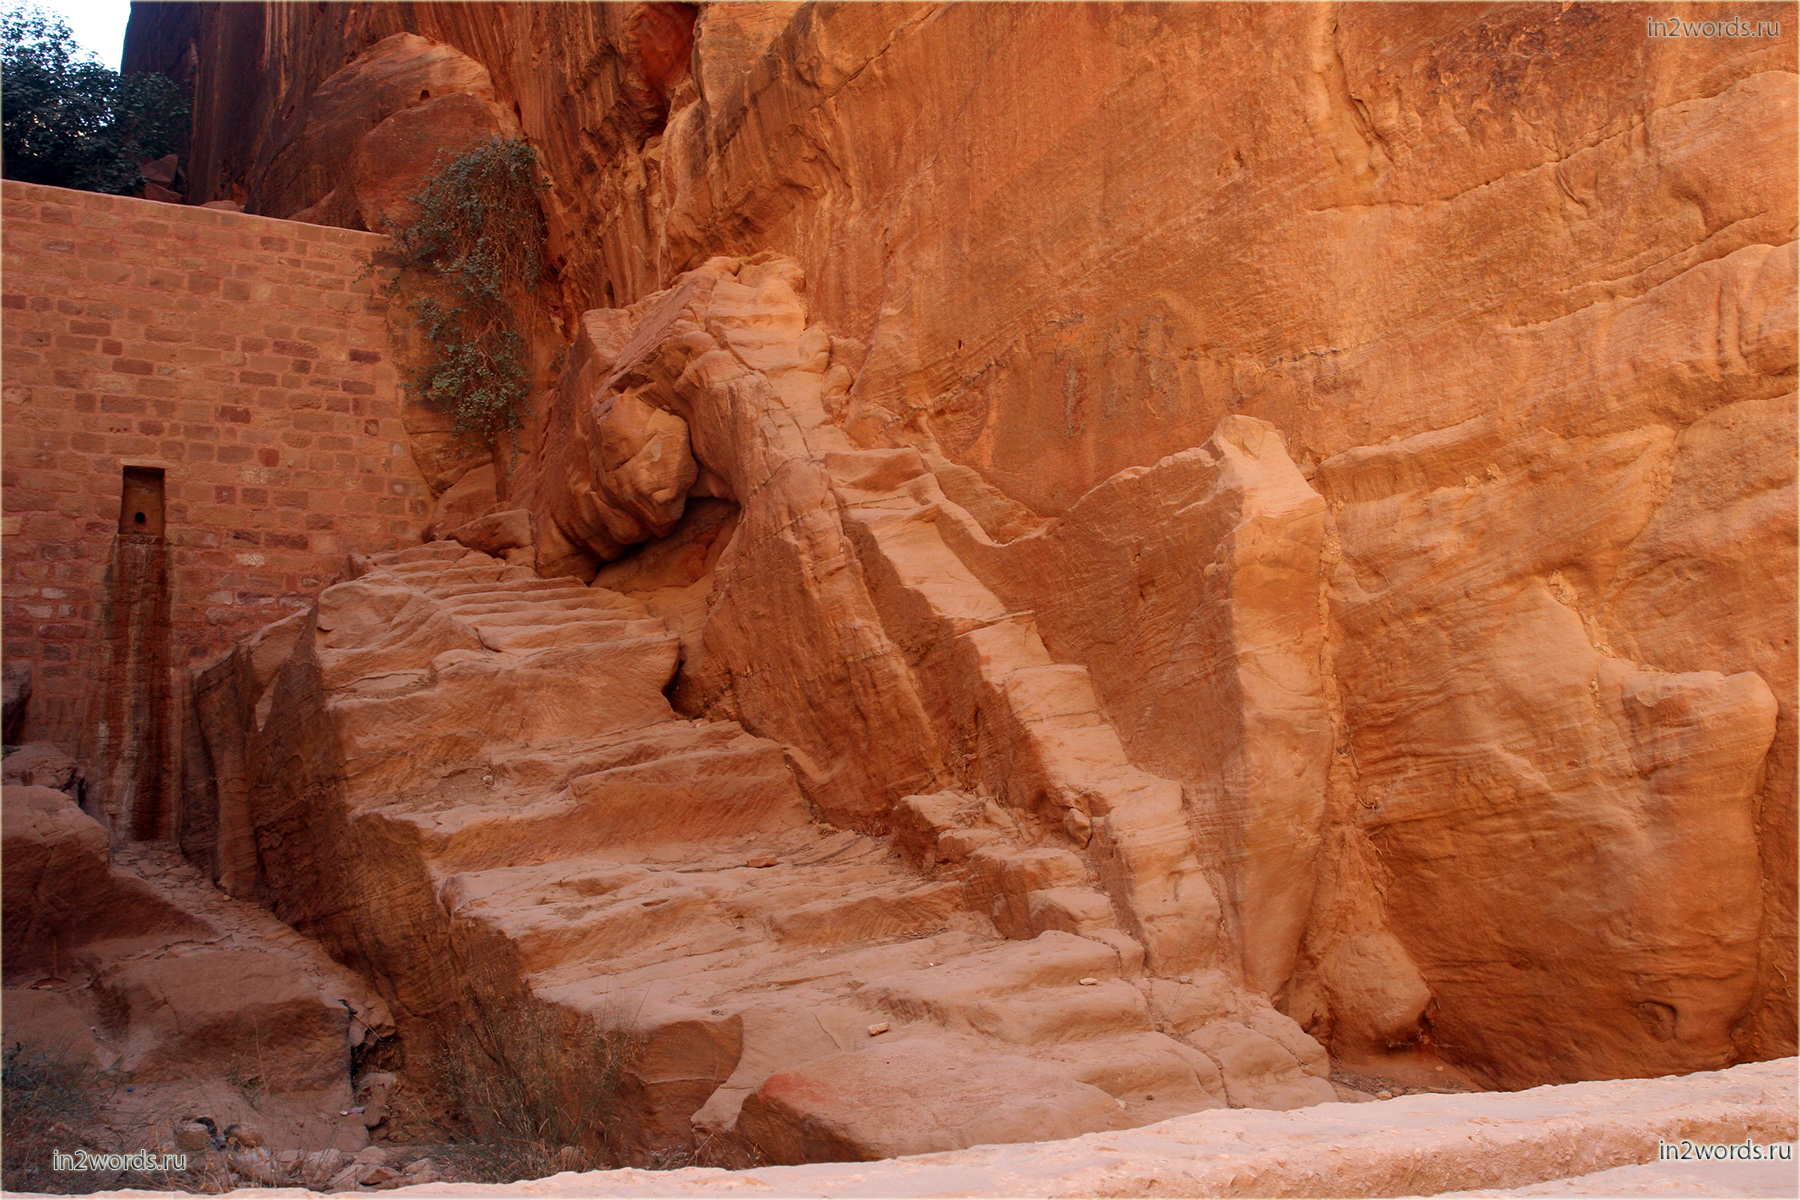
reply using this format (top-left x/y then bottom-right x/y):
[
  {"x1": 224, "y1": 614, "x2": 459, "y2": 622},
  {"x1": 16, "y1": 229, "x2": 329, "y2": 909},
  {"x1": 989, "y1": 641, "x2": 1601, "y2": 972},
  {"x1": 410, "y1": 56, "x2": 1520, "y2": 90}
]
[{"x1": 2, "y1": 180, "x2": 428, "y2": 753}]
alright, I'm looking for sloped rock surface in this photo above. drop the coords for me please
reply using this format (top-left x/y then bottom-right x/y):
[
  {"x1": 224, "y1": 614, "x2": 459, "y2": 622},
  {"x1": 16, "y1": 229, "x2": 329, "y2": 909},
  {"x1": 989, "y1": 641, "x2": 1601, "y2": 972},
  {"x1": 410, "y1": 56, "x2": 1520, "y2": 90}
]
[
  {"x1": 2, "y1": 784, "x2": 210, "y2": 974},
  {"x1": 2, "y1": 792, "x2": 392, "y2": 1156},
  {"x1": 192, "y1": 240, "x2": 1788, "y2": 1161},
  {"x1": 127, "y1": 0, "x2": 1796, "y2": 1165},
  {"x1": 197, "y1": 529, "x2": 1334, "y2": 1165},
  {"x1": 111, "y1": 1059, "x2": 1790, "y2": 1198}
]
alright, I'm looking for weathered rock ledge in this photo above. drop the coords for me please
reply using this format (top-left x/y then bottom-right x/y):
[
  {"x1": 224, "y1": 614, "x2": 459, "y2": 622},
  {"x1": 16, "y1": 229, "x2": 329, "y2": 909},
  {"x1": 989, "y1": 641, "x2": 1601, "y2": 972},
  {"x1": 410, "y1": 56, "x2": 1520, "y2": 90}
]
[{"x1": 80, "y1": 1058, "x2": 1796, "y2": 1198}]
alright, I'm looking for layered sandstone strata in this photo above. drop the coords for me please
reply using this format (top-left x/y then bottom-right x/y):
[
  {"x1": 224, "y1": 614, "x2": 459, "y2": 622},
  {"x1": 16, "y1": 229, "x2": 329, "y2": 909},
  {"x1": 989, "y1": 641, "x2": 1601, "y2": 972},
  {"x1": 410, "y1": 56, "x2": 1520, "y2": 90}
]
[
  {"x1": 193, "y1": 236, "x2": 1793, "y2": 1162},
  {"x1": 1, "y1": 770, "x2": 392, "y2": 1155},
  {"x1": 137, "y1": 0, "x2": 1797, "y2": 1164},
  {"x1": 190, "y1": 257, "x2": 1375, "y2": 1162}
]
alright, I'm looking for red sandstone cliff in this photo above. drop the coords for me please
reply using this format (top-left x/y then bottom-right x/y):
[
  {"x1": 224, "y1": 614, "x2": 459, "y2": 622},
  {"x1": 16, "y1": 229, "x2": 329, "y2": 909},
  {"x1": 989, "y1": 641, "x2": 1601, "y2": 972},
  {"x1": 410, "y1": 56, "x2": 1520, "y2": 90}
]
[{"x1": 125, "y1": 0, "x2": 1796, "y2": 1162}]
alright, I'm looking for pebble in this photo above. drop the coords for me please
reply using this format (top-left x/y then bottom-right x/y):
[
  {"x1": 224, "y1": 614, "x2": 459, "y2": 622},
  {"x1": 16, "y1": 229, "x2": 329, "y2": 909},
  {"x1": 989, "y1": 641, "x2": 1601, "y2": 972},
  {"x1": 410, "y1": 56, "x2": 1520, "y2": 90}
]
[
  {"x1": 224, "y1": 1122, "x2": 264, "y2": 1148},
  {"x1": 1078, "y1": 977, "x2": 1099, "y2": 986},
  {"x1": 362, "y1": 1164, "x2": 404, "y2": 1189},
  {"x1": 747, "y1": 855, "x2": 779, "y2": 868},
  {"x1": 867, "y1": 1022, "x2": 890, "y2": 1036}
]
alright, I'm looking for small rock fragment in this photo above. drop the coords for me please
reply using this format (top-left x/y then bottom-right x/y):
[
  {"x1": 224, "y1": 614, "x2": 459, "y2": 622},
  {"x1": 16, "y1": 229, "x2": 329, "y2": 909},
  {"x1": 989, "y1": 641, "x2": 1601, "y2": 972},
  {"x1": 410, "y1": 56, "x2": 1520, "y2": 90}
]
[
  {"x1": 297, "y1": 1149, "x2": 346, "y2": 1189},
  {"x1": 1078, "y1": 977, "x2": 1099, "y2": 986},
  {"x1": 1062, "y1": 806, "x2": 1092, "y2": 845},
  {"x1": 404, "y1": 1155, "x2": 442, "y2": 1181},
  {"x1": 174, "y1": 1121, "x2": 212, "y2": 1152},
  {"x1": 363, "y1": 1164, "x2": 405, "y2": 1189},
  {"x1": 747, "y1": 855, "x2": 779, "y2": 868},
  {"x1": 226, "y1": 1149, "x2": 284, "y2": 1186},
  {"x1": 223, "y1": 1122, "x2": 263, "y2": 1148},
  {"x1": 867, "y1": 1021, "x2": 890, "y2": 1036}
]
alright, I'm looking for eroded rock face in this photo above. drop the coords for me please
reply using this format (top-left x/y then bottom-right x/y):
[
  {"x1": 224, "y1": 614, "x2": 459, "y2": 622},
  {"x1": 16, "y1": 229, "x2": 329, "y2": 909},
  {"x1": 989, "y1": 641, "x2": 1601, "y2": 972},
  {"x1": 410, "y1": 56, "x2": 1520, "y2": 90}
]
[
  {"x1": 1, "y1": 785, "x2": 393, "y2": 1156},
  {"x1": 258, "y1": 32, "x2": 516, "y2": 231},
  {"x1": 186, "y1": 237, "x2": 1792, "y2": 1162},
  {"x1": 532, "y1": 253, "x2": 1786, "y2": 1092},
  {"x1": 1307, "y1": 417, "x2": 1782, "y2": 1088},
  {"x1": 189, "y1": 258, "x2": 1360, "y2": 1165},
  {"x1": 133, "y1": 0, "x2": 1796, "y2": 1161},
  {"x1": 2, "y1": 784, "x2": 208, "y2": 973},
  {"x1": 947, "y1": 415, "x2": 1332, "y2": 996}
]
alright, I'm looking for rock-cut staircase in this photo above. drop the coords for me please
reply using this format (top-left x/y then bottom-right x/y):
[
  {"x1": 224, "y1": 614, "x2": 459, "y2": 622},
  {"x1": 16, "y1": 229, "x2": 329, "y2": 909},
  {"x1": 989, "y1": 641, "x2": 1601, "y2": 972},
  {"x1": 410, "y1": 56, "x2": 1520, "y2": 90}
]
[
  {"x1": 208, "y1": 252, "x2": 1348, "y2": 1168},
  {"x1": 220, "y1": 537, "x2": 1335, "y2": 1167}
]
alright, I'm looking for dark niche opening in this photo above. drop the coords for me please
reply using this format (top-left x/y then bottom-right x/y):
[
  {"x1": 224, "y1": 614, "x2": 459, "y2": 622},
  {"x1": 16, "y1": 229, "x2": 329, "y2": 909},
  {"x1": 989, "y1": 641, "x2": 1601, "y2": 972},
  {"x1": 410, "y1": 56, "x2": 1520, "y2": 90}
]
[{"x1": 119, "y1": 466, "x2": 166, "y2": 536}]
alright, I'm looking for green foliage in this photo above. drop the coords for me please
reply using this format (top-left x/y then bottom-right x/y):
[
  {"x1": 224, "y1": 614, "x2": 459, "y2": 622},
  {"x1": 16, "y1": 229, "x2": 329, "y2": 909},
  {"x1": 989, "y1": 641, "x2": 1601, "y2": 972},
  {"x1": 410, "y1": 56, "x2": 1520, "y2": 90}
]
[
  {"x1": 1, "y1": 4, "x2": 188, "y2": 195},
  {"x1": 384, "y1": 136, "x2": 548, "y2": 440}
]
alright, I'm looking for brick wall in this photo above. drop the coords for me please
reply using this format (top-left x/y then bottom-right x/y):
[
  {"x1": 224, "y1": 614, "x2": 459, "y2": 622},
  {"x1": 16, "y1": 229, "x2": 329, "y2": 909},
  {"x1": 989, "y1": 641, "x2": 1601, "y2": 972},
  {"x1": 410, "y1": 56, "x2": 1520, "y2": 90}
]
[{"x1": 1, "y1": 181, "x2": 429, "y2": 811}]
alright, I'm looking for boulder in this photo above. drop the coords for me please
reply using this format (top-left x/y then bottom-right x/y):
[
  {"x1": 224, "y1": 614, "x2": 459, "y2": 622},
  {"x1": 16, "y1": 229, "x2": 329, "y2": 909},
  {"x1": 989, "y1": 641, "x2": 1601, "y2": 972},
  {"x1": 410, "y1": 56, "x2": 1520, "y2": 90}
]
[
  {"x1": 1, "y1": 743, "x2": 82, "y2": 794},
  {"x1": 95, "y1": 949, "x2": 350, "y2": 1089},
  {"x1": 737, "y1": 1035, "x2": 1126, "y2": 1164},
  {"x1": 1318, "y1": 932, "x2": 1434, "y2": 1052},
  {"x1": 353, "y1": 92, "x2": 507, "y2": 233},
  {"x1": 1, "y1": 785, "x2": 212, "y2": 980},
  {"x1": 440, "y1": 508, "x2": 533, "y2": 557},
  {"x1": 534, "y1": 379, "x2": 700, "y2": 579},
  {"x1": 422, "y1": 461, "x2": 499, "y2": 538},
  {"x1": 254, "y1": 32, "x2": 511, "y2": 225}
]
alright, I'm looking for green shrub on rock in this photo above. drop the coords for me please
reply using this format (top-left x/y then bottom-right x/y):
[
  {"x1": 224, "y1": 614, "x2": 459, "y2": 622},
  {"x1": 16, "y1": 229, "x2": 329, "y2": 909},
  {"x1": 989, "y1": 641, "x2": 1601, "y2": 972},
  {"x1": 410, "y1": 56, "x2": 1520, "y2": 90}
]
[{"x1": 383, "y1": 136, "x2": 549, "y2": 440}]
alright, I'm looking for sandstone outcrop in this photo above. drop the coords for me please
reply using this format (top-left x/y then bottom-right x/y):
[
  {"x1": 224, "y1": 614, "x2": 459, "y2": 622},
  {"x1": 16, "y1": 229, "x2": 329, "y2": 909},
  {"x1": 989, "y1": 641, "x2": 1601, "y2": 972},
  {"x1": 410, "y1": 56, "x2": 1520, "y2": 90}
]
[
  {"x1": 3, "y1": 784, "x2": 209, "y2": 972},
  {"x1": 1301, "y1": 405, "x2": 1788, "y2": 1085},
  {"x1": 185, "y1": 236, "x2": 1794, "y2": 1162},
  {"x1": 3, "y1": 742, "x2": 85, "y2": 796},
  {"x1": 191, "y1": 523, "x2": 1337, "y2": 1163},
  {"x1": 2, "y1": 785, "x2": 394, "y2": 1157},
  {"x1": 533, "y1": 316, "x2": 702, "y2": 578},
  {"x1": 105, "y1": 0, "x2": 1800, "y2": 1173},
  {"x1": 256, "y1": 32, "x2": 517, "y2": 233}
]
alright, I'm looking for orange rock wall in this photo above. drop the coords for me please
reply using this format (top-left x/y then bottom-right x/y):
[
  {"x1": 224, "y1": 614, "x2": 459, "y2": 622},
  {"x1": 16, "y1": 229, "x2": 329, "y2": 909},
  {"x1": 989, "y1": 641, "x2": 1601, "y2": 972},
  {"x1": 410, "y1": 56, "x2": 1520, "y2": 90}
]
[
  {"x1": 0, "y1": 181, "x2": 427, "y2": 814},
  {"x1": 128, "y1": 2, "x2": 1797, "y2": 1081},
  {"x1": 121, "y1": 0, "x2": 683, "y2": 317}
]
